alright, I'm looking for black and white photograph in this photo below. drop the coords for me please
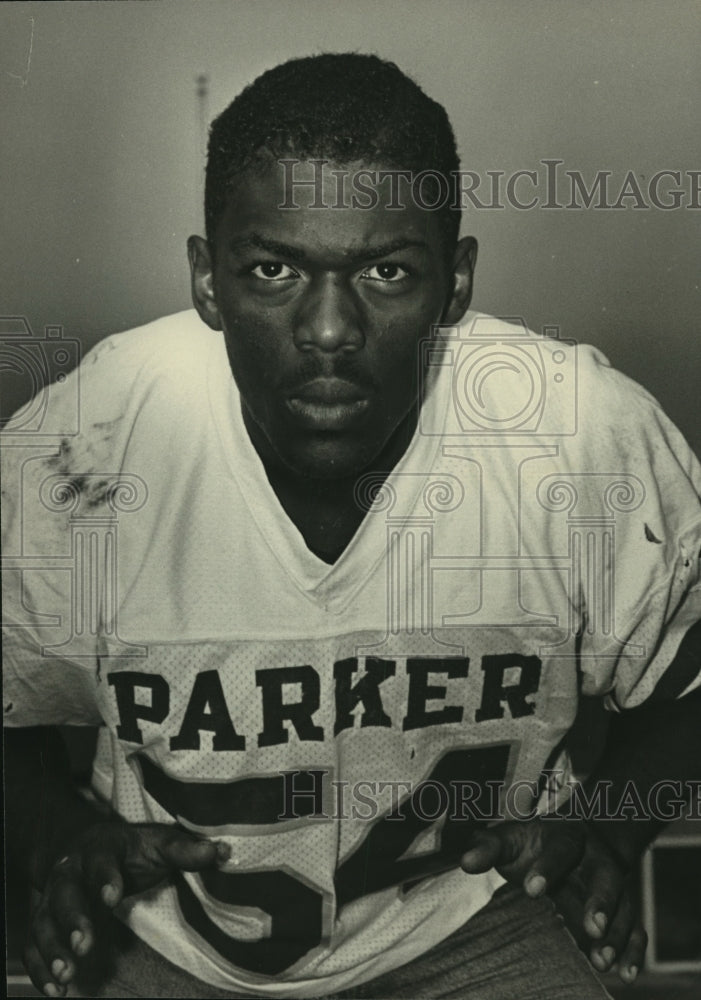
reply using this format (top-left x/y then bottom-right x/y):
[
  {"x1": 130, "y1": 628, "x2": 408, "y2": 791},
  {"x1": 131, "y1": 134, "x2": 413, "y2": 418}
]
[{"x1": 2, "y1": 2, "x2": 700, "y2": 998}]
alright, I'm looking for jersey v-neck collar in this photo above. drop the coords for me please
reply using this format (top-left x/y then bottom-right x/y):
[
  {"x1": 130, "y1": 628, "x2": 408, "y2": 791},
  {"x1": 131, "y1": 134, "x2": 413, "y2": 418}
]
[{"x1": 207, "y1": 335, "x2": 451, "y2": 613}]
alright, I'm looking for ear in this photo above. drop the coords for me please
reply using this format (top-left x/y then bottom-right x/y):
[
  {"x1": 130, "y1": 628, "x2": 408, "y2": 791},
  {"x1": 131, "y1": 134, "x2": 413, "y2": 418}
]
[
  {"x1": 442, "y1": 236, "x2": 478, "y2": 325},
  {"x1": 187, "y1": 235, "x2": 222, "y2": 331}
]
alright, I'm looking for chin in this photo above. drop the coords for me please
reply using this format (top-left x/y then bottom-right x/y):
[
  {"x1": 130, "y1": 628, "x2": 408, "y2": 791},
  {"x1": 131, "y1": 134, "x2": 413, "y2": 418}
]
[{"x1": 280, "y1": 439, "x2": 380, "y2": 483}]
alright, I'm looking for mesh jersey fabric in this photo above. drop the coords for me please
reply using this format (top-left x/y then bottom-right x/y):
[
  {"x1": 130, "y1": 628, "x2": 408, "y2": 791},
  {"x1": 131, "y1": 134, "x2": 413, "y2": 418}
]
[{"x1": 3, "y1": 309, "x2": 700, "y2": 996}]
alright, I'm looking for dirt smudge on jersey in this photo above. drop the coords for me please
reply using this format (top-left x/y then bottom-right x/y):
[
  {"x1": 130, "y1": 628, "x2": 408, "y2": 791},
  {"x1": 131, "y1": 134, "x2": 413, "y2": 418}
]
[
  {"x1": 644, "y1": 523, "x2": 663, "y2": 544},
  {"x1": 45, "y1": 419, "x2": 122, "y2": 508}
]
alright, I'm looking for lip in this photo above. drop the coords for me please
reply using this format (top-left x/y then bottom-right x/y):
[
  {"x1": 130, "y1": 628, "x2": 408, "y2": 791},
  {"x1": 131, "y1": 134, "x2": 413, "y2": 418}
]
[
  {"x1": 289, "y1": 377, "x2": 367, "y2": 404},
  {"x1": 287, "y1": 379, "x2": 370, "y2": 430}
]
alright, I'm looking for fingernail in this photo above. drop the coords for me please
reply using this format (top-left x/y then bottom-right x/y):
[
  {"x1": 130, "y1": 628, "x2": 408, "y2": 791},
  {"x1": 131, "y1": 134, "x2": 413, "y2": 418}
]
[
  {"x1": 214, "y1": 840, "x2": 231, "y2": 862},
  {"x1": 628, "y1": 965, "x2": 638, "y2": 981},
  {"x1": 593, "y1": 911, "x2": 607, "y2": 934},
  {"x1": 73, "y1": 919, "x2": 94, "y2": 955},
  {"x1": 51, "y1": 960, "x2": 65, "y2": 978},
  {"x1": 57, "y1": 963, "x2": 73, "y2": 984},
  {"x1": 526, "y1": 875, "x2": 546, "y2": 897},
  {"x1": 591, "y1": 951, "x2": 606, "y2": 971},
  {"x1": 101, "y1": 882, "x2": 119, "y2": 906},
  {"x1": 43, "y1": 986, "x2": 58, "y2": 998},
  {"x1": 602, "y1": 946, "x2": 616, "y2": 964}
]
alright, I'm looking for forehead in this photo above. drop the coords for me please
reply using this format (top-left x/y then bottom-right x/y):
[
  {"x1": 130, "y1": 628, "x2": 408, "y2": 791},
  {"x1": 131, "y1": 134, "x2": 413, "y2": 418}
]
[{"x1": 215, "y1": 159, "x2": 445, "y2": 262}]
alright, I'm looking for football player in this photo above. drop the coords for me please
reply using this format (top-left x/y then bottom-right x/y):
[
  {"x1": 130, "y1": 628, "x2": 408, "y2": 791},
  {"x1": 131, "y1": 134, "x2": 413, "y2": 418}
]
[{"x1": 4, "y1": 53, "x2": 701, "y2": 999}]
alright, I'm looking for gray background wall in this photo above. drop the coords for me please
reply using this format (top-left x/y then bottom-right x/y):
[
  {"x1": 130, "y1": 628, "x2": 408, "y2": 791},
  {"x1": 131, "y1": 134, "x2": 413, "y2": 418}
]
[{"x1": 2, "y1": 0, "x2": 699, "y2": 455}]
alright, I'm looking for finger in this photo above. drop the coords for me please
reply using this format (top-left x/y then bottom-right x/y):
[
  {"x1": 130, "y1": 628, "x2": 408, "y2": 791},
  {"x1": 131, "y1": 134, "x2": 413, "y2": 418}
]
[
  {"x1": 581, "y1": 854, "x2": 625, "y2": 940},
  {"x1": 47, "y1": 875, "x2": 95, "y2": 957},
  {"x1": 155, "y1": 828, "x2": 225, "y2": 872},
  {"x1": 460, "y1": 831, "x2": 504, "y2": 874},
  {"x1": 616, "y1": 923, "x2": 647, "y2": 983},
  {"x1": 31, "y1": 905, "x2": 78, "y2": 985},
  {"x1": 589, "y1": 890, "x2": 633, "y2": 973},
  {"x1": 23, "y1": 938, "x2": 67, "y2": 998},
  {"x1": 523, "y1": 823, "x2": 584, "y2": 897},
  {"x1": 83, "y1": 850, "x2": 125, "y2": 908}
]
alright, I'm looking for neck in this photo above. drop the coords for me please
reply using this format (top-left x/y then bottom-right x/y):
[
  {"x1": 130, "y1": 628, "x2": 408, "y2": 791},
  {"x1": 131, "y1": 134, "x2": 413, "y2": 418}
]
[{"x1": 245, "y1": 409, "x2": 418, "y2": 563}]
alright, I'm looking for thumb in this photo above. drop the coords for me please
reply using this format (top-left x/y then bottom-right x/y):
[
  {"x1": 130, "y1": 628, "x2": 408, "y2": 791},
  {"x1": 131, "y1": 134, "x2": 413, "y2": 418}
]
[
  {"x1": 522, "y1": 820, "x2": 585, "y2": 898},
  {"x1": 156, "y1": 828, "x2": 230, "y2": 872},
  {"x1": 460, "y1": 829, "x2": 509, "y2": 874}
]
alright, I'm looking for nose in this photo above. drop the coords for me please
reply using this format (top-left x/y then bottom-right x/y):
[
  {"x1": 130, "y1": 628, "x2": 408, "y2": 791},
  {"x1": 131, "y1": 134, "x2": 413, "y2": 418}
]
[{"x1": 293, "y1": 275, "x2": 365, "y2": 353}]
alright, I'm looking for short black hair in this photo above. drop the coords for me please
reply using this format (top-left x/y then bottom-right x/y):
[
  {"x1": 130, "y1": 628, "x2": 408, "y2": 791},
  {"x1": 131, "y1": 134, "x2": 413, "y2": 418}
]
[{"x1": 205, "y1": 52, "x2": 461, "y2": 251}]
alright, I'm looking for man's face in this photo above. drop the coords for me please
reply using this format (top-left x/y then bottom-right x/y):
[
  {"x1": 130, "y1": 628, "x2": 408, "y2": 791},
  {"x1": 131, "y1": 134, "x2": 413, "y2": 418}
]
[{"x1": 190, "y1": 160, "x2": 475, "y2": 481}]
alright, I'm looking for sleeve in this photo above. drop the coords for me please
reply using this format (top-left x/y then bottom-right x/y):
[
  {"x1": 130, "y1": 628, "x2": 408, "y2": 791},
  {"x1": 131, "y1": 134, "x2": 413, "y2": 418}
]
[
  {"x1": 2, "y1": 334, "x2": 134, "y2": 726},
  {"x1": 575, "y1": 349, "x2": 701, "y2": 709}
]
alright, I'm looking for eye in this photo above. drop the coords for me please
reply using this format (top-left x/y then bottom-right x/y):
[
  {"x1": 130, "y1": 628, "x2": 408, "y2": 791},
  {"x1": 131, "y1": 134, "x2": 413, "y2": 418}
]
[
  {"x1": 250, "y1": 262, "x2": 299, "y2": 281},
  {"x1": 361, "y1": 263, "x2": 409, "y2": 283}
]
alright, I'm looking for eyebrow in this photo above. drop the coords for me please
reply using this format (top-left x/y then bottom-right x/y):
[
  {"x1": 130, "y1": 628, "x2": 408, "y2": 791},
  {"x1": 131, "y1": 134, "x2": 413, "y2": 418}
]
[{"x1": 228, "y1": 234, "x2": 428, "y2": 263}]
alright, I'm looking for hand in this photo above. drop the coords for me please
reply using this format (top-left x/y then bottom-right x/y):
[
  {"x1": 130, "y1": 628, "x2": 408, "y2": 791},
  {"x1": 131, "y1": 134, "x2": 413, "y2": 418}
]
[
  {"x1": 23, "y1": 820, "x2": 229, "y2": 997},
  {"x1": 459, "y1": 818, "x2": 647, "y2": 983}
]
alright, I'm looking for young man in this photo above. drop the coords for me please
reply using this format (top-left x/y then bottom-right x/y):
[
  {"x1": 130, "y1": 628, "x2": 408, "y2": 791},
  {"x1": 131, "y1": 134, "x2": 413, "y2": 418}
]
[{"x1": 4, "y1": 53, "x2": 700, "y2": 999}]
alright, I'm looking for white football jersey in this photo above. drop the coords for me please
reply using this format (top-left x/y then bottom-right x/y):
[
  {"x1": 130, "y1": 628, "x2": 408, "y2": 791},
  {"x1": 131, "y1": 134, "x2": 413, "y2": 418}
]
[{"x1": 3, "y1": 310, "x2": 700, "y2": 996}]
